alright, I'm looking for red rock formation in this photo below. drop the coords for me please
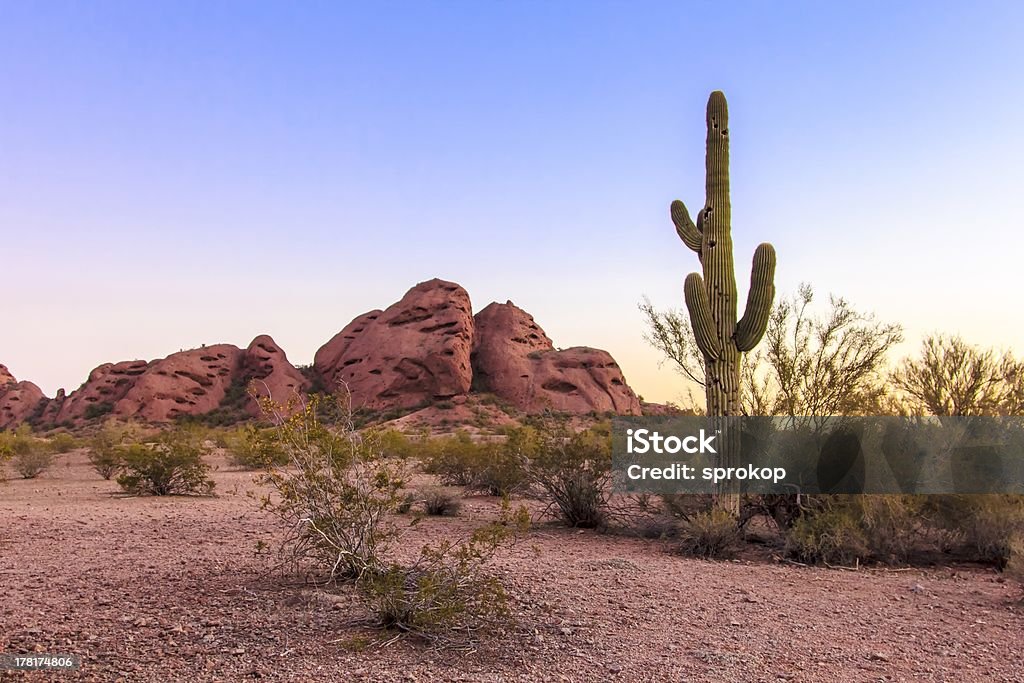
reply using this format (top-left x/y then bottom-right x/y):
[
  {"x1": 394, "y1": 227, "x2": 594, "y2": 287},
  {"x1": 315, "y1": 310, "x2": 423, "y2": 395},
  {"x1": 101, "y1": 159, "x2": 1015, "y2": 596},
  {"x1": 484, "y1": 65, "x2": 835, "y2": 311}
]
[
  {"x1": 113, "y1": 345, "x2": 243, "y2": 422},
  {"x1": 242, "y1": 335, "x2": 309, "y2": 414},
  {"x1": 0, "y1": 380, "x2": 47, "y2": 429},
  {"x1": 54, "y1": 360, "x2": 150, "y2": 423},
  {"x1": 49, "y1": 336, "x2": 307, "y2": 425},
  {"x1": 472, "y1": 301, "x2": 641, "y2": 415},
  {"x1": 314, "y1": 279, "x2": 475, "y2": 410},
  {"x1": 0, "y1": 364, "x2": 16, "y2": 388}
]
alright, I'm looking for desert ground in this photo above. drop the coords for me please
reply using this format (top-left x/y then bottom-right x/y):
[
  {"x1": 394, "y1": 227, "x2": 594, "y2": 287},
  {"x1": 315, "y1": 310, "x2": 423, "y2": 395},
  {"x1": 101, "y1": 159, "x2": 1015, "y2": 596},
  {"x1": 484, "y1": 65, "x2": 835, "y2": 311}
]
[{"x1": 1, "y1": 450, "x2": 1021, "y2": 683}]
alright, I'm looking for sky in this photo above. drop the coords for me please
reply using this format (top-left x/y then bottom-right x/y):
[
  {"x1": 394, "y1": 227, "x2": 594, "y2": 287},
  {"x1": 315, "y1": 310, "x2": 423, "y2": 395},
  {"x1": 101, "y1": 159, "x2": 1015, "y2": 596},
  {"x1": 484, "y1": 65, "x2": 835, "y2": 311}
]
[{"x1": 2, "y1": 1, "x2": 1023, "y2": 404}]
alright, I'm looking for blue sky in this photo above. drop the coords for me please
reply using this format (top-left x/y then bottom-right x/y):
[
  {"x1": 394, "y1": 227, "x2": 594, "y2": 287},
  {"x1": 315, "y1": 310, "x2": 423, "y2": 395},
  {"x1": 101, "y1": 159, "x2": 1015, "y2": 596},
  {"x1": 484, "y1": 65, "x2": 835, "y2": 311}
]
[{"x1": 3, "y1": 2, "x2": 1023, "y2": 403}]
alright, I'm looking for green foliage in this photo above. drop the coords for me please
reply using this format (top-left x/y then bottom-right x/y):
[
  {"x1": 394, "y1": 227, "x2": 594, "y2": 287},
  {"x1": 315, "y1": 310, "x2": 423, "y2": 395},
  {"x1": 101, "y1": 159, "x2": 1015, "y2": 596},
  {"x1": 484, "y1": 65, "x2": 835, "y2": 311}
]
[
  {"x1": 785, "y1": 496, "x2": 921, "y2": 565},
  {"x1": 527, "y1": 420, "x2": 612, "y2": 529},
  {"x1": 48, "y1": 432, "x2": 79, "y2": 454},
  {"x1": 676, "y1": 508, "x2": 741, "y2": 559},
  {"x1": 116, "y1": 428, "x2": 215, "y2": 496},
  {"x1": 12, "y1": 449, "x2": 54, "y2": 479},
  {"x1": 359, "y1": 503, "x2": 529, "y2": 641},
  {"x1": 84, "y1": 401, "x2": 114, "y2": 421},
  {"x1": 225, "y1": 425, "x2": 289, "y2": 470},
  {"x1": 925, "y1": 495, "x2": 1024, "y2": 568},
  {"x1": 256, "y1": 395, "x2": 406, "y2": 581},
  {"x1": 1, "y1": 426, "x2": 54, "y2": 479},
  {"x1": 87, "y1": 423, "x2": 137, "y2": 480},
  {"x1": 420, "y1": 430, "x2": 529, "y2": 496}
]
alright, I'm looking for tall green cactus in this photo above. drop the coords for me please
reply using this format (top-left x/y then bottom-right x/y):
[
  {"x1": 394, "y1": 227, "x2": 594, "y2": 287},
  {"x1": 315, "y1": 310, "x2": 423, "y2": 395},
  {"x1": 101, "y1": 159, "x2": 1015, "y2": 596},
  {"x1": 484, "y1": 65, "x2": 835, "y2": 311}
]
[{"x1": 672, "y1": 91, "x2": 777, "y2": 512}]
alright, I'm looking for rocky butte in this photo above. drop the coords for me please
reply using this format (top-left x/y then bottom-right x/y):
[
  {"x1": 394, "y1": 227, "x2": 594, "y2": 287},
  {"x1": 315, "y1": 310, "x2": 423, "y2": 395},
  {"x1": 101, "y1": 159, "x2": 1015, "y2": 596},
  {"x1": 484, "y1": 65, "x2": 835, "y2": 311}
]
[{"x1": 4, "y1": 278, "x2": 645, "y2": 429}]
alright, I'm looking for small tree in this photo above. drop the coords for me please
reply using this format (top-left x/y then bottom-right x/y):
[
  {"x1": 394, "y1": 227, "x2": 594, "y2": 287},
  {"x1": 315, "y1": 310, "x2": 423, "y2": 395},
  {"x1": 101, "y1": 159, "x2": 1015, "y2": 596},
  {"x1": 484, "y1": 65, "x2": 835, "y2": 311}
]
[
  {"x1": 892, "y1": 335, "x2": 1022, "y2": 416},
  {"x1": 117, "y1": 428, "x2": 215, "y2": 496},
  {"x1": 644, "y1": 284, "x2": 903, "y2": 426}
]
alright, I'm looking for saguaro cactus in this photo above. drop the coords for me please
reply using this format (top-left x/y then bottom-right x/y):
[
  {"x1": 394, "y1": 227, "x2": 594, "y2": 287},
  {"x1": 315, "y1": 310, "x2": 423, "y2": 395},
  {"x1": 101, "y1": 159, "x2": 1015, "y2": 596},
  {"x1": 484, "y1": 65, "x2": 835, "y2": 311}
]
[{"x1": 672, "y1": 91, "x2": 777, "y2": 513}]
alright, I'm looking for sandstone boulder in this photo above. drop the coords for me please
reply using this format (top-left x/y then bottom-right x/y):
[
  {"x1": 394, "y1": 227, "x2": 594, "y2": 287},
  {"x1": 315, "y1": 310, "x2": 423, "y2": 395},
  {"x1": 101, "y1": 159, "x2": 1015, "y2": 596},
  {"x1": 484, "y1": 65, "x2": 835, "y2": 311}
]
[
  {"x1": 113, "y1": 345, "x2": 244, "y2": 423},
  {"x1": 314, "y1": 279, "x2": 474, "y2": 410},
  {"x1": 472, "y1": 301, "x2": 641, "y2": 415},
  {"x1": 0, "y1": 381, "x2": 47, "y2": 429},
  {"x1": 0, "y1": 364, "x2": 15, "y2": 387},
  {"x1": 54, "y1": 360, "x2": 150, "y2": 423},
  {"x1": 242, "y1": 335, "x2": 309, "y2": 413}
]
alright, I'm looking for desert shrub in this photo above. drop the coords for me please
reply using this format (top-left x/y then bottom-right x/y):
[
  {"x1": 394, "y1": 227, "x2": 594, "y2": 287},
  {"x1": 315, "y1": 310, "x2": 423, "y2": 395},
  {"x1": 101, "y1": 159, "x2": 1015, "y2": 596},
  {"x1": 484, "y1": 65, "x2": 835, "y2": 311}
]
[
  {"x1": 420, "y1": 431, "x2": 484, "y2": 487},
  {"x1": 226, "y1": 425, "x2": 289, "y2": 470},
  {"x1": 48, "y1": 432, "x2": 79, "y2": 454},
  {"x1": 926, "y1": 495, "x2": 1024, "y2": 568},
  {"x1": 676, "y1": 508, "x2": 742, "y2": 559},
  {"x1": 116, "y1": 428, "x2": 215, "y2": 496},
  {"x1": 420, "y1": 431, "x2": 528, "y2": 495},
  {"x1": 786, "y1": 505, "x2": 869, "y2": 565},
  {"x1": 360, "y1": 504, "x2": 528, "y2": 641},
  {"x1": 84, "y1": 401, "x2": 114, "y2": 421},
  {"x1": 87, "y1": 423, "x2": 137, "y2": 480},
  {"x1": 1005, "y1": 536, "x2": 1024, "y2": 588},
  {"x1": 2, "y1": 426, "x2": 52, "y2": 479},
  {"x1": 785, "y1": 496, "x2": 921, "y2": 565},
  {"x1": 420, "y1": 488, "x2": 462, "y2": 516},
  {"x1": 13, "y1": 449, "x2": 54, "y2": 479},
  {"x1": 257, "y1": 396, "x2": 406, "y2": 581},
  {"x1": 527, "y1": 421, "x2": 612, "y2": 529},
  {"x1": 370, "y1": 428, "x2": 417, "y2": 459}
]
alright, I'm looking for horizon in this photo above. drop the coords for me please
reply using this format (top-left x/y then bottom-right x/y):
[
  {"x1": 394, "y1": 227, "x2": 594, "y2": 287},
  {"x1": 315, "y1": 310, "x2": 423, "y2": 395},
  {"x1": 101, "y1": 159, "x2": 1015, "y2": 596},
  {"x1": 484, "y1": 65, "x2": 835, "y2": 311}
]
[{"x1": 4, "y1": 2, "x2": 1024, "y2": 403}]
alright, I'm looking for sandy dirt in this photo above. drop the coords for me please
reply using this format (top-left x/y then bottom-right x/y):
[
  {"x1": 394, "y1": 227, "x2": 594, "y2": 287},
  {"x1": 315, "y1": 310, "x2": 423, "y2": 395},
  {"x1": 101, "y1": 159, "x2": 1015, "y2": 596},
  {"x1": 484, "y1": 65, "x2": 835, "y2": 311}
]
[{"x1": 1, "y1": 450, "x2": 1021, "y2": 682}]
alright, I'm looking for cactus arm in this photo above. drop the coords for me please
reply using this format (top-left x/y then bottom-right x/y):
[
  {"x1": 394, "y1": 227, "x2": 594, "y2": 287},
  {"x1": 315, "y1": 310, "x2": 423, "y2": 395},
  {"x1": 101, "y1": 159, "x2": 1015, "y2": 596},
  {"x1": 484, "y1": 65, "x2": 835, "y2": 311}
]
[
  {"x1": 735, "y1": 243, "x2": 777, "y2": 352},
  {"x1": 684, "y1": 273, "x2": 722, "y2": 359},
  {"x1": 671, "y1": 200, "x2": 703, "y2": 253}
]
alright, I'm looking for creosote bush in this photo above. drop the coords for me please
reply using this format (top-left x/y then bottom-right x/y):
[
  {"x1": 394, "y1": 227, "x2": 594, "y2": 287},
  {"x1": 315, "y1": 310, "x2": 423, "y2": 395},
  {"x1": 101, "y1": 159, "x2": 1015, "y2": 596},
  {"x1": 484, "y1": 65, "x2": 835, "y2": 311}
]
[
  {"x1": 527, "y1": 421, "x2": 612, "y2": 529},
  {"x1": 116, "y1": 427, "x2": 215, "y2": 496},
  {"x1": 361, "y1": 502, "x2": 529, "y2": 641},
  {"x1": 88, "y1": 422, "x2": 137, "y2": 480},
  {"x1": 785, "y1": 496, "x2": 921, "y2": 565},
  {"x1": 13, "y1": 449, "x2": 54, "y2": 479},
  {"x1": 257, "y1": 395, "x2": 407, "y2": 581},
  {"x1": 2, "y1": 426, "x2": 53, "y2": 479},
  {"x1": 257, "y1": 394, "x2": 528, "y2": 642},
  {"x1": 226, "y1": 425, "x2": 289, "y2": 470},
  {"x1": 925, "y1": 495, "x2": 1024, "y2": 568},
  {"x1": 420, "y1": 429, "x2": 529, "y2": 496}
]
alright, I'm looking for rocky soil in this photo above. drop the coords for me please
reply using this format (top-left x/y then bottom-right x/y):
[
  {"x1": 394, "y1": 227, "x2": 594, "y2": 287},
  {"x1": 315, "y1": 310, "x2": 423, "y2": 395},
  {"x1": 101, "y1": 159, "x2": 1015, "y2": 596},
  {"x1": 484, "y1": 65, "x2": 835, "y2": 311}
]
[{"x1": 1, "y1": 451, "x2": 1021, "y2": 682}]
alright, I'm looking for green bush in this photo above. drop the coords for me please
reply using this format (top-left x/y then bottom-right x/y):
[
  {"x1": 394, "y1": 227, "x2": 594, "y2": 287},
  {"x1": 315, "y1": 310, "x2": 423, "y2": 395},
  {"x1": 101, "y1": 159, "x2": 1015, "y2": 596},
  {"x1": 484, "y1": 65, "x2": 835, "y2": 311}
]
[
  {"x1": 359, "y1": 504, "x2": 528, "y2": 642},
  {"x1": 116, "y1": 428, "x2": 215, "y2": 496},
  {"x1": 527, "y1": 421, "x2": 612, "y2": 529},
  {"x1": 13, "y1": 449, "x2": 54, "y2": 479},
  {"x1": 226, "y1": 425, "x2": 289, "y2": 470},
  {"x1": 48, "y1": 432, "x2": 79, "y2": 454},
  {"x1": 420, "y1": 431, "x2": 484, "y2": 487},
  {"x1": 257, "y1": 396, "x2": 406, "y2": 581},
  {"x1": 88, "y1": 423, "x2": 137, "y2": 480},
  {"x1": 84, "y1": 401, "x2": 114, "y2": 421},
  {"x1": 926, "y1": 495, "x2": 1024, "y2": 568},
  {"x1": 2, "y1": 426, "x2": 53, "y2": 479},
  {"x1": 785, "y1": 496, "x2": 921, "y2": 565},
  {"x1": 676, "y1": 508, "x2": 741, "y2": 559}
]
